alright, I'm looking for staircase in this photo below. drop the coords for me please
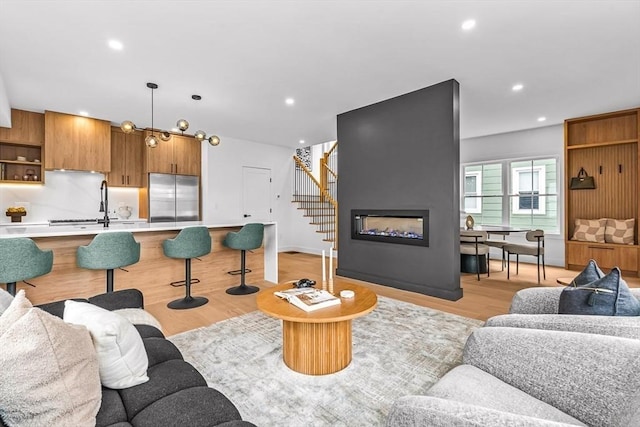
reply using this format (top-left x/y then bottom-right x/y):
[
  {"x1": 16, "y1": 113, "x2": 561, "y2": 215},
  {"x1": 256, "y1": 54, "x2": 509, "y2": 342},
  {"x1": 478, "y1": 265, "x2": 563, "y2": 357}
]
[{"x1": 292, "y1": 142, "x2": 338, "y2": 245}]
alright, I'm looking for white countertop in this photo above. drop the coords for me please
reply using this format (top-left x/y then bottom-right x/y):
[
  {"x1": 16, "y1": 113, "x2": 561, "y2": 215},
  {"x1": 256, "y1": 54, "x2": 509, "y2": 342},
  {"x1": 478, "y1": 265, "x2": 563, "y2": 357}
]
[{"x1": 0, "y1": 221, "x2": 276, "y2": 239}]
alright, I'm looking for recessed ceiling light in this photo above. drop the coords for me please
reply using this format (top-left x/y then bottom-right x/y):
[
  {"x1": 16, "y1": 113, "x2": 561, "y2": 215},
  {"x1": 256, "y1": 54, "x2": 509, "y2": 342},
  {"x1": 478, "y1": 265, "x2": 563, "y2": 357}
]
[
  {"x1": 285, "y1": 98, "x2": 295, "y2": 106},
  {"x1": 537, "y1": 116, "x2": 547, "y2": 122},
  {"x1": 512, "y1": 83, "x2": 524, "y2": 91},
  {"x1": 108, "y1": 39, "x2": 123, "y2": 50},
  {"x1": 299, "y1": 140, "x2": 305, "y2": 144},
  {"x1": 171, "y1": 127, "x2": 179, "y2": 132},
  {"x1": 78, "y1": 111, "x2": 89, "y2": 117},
  {"x1": 461, "y1": 19, "x2": 476, "y2": 31}
]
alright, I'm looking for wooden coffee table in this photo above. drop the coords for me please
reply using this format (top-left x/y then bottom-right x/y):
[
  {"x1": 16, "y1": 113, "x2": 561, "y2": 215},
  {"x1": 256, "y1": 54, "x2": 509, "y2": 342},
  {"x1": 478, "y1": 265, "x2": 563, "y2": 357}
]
[{"x1": 256, "y1": 281, "x2": 377, "y2": 375}]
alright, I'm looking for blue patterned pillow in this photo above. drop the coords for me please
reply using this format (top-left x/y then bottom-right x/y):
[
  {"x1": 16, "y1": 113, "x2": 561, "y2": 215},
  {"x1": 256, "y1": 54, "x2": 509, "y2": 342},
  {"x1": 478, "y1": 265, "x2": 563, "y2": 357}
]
[{"x1": 559, "y1": 267, "x2": 640, "y2": 316}]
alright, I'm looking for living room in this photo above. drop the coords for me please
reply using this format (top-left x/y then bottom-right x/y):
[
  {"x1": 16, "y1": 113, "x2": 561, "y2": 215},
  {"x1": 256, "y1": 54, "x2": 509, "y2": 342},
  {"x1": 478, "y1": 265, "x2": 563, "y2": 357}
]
[{"x1": 1, "y1": 1, "x2": 640, "y2": 426}]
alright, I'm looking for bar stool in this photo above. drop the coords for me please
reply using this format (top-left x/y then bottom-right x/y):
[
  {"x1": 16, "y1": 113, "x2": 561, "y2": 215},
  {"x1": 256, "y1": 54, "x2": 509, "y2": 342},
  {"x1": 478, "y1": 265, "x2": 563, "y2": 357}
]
[
  {"x1": 163, "y1": 226, "x2": 211, "y2": 309},
  {"x1": 0, "y1": 238, "x2": 53, "y2": 296},
  {"x1": 77, "y1": 232, "x2": 140, "y2": 293},
  {"x1": 223, "y1": 223, "x2": 264, "y2": 295}
]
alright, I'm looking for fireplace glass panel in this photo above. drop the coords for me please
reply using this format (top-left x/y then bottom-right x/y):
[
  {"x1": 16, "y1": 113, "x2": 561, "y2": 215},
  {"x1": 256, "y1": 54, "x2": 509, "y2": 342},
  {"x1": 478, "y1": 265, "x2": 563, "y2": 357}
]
[{"x1": 352, "y1": 210, "x2": 429, "y2": 246}]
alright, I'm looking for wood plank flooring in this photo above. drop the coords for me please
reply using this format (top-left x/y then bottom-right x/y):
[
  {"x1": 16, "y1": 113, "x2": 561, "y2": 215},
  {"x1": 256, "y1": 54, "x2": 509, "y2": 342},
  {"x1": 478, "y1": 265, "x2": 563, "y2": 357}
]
[{"x1": 144, "y1": 253, "x2": 640, "y2": 336}]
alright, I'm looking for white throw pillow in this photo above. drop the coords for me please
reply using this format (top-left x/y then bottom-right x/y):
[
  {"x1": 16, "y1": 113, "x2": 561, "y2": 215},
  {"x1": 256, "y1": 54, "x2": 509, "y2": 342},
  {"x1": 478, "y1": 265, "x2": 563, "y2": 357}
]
[
  {"x1": 114, "y1": 308, "x2": 163, "y2": 332},
  {"x1": 0, "y1": 291, "x2": 101, "y2": 426},
  {"x1": 64, "y1": 300, "x2": 149, "y2": 389}
]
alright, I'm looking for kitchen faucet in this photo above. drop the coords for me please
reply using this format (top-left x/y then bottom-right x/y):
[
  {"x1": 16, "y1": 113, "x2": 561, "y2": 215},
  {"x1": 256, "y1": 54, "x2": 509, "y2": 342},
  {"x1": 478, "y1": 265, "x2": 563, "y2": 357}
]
[{"x1": 99, "y1": 180, "x2": 110, "y2": 228}]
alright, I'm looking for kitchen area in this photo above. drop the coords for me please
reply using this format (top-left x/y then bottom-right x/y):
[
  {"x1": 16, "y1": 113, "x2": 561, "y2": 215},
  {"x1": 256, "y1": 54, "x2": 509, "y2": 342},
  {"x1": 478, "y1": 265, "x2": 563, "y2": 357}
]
[{"x1": 0, "y1": 109, "x2": 279, "y2": 310}]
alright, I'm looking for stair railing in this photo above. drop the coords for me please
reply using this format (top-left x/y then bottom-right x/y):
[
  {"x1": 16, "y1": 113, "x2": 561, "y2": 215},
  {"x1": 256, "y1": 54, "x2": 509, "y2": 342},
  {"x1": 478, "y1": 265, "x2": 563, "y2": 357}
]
[{"x1": 293, "y1": 154, "x2": 338, "y2": 246}]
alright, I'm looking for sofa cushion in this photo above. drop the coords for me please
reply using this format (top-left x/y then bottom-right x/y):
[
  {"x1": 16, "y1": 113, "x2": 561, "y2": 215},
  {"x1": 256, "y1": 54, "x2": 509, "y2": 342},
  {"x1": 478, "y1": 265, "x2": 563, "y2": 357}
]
[
  {"x1": 96, "y1": 388, "x2": 129, "y2": 427},
  {"x1": 131, "y1": 386, "x2": 244, "y2": 427},
  {"x1": 559, "y1": 267, "x2": 640, "y2": 316},
  {"x1": 605, "y1": 218, "x2": 635, "y2": 245},
  {"x1": 114, "y1": 307, "x2": 163, "y2": 331},
  {"x1": 0, "y1": 291, "x2": 101, "y2": 426},
  {"x1": 426, "y1": 364, "x2": 585, "y2": 425},
  {"x1": 64, "y1": 300, "x2": 150, "y2": 389}
]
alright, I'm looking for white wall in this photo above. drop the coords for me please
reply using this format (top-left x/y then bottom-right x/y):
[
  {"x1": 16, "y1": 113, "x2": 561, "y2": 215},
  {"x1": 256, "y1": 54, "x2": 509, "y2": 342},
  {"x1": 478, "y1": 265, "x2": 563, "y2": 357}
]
[
  {"x1": 460, "y1": 124, "x2": 565, "y2": 266},
  {"x1": 201, "y1": 136, "x2": 326, "y2": 253}
]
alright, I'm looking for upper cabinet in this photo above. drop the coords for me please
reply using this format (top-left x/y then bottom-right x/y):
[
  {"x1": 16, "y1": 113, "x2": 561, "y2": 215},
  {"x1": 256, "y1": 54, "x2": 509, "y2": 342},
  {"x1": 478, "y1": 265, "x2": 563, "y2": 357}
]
[
  {"x1": 44, "y1": 111, "x2": 111, "y2": 172},
  {"x1": 108, "y1": 127, "x2": 143, "y2": 187},
  {"x1": 0, "y1": 109, "x2": 45, "y2": 184},
  {"x1": 144, "y1": 131, "x2": 201, "y2": 176}
]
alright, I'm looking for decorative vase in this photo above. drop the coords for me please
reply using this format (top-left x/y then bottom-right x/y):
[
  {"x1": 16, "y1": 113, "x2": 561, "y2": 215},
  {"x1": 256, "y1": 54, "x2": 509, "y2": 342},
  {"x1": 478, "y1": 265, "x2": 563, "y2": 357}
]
[
  {"x1": 465, "y1": 215, "x2": 474, "y2": 230},
  {"x1": 118, "y1": 206, "x2": 132, "y2": 219}
]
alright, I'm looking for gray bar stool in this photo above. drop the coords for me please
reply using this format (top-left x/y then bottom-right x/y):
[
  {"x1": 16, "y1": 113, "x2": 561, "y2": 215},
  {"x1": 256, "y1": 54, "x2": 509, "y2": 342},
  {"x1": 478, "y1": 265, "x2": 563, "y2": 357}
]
[
  {"x1": 0, "y1": 237, "x2": 53, "y2": 296},
  {"x1": 163, "y1": 226, "x2": 211, "y2": 309},
  {"x1": 77, "y1": 232, "x2": 140, "y2": 293},
  {"x1": 223, "y1": 223, "x2": 264, "y2": 295}
]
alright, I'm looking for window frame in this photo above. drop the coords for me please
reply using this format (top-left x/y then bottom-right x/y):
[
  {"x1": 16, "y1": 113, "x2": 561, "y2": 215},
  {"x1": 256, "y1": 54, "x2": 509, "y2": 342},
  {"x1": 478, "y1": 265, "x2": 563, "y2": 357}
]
[
  {"x1": 511, "y1": 164, "x2": 546, "y2": 215},
  {"x1": 463, "y1": 170, "x2": 482, "y2": 214}
]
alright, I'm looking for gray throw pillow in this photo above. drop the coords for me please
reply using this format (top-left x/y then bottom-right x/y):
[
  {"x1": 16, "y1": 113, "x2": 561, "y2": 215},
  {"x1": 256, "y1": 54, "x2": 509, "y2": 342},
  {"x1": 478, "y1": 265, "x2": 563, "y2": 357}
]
[
  {"x1": 559, "y1": 267, "x2": 640, "y2": 316},
  {"x1": 570, "y1": 259, "x2": 604, "y2": 287}
]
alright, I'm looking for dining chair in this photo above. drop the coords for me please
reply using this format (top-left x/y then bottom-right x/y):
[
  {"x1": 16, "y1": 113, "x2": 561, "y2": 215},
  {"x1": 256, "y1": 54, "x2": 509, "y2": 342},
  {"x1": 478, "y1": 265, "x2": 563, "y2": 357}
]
[
  {"x1": 485, "y1": 231, "x2": 510, "y2": 271},
  {"x1": 460, "y1": 230, "x2": 490, "y2": 281},
  {"x1": 504, "y1": 229, "x2": 545, "y2": 283}
]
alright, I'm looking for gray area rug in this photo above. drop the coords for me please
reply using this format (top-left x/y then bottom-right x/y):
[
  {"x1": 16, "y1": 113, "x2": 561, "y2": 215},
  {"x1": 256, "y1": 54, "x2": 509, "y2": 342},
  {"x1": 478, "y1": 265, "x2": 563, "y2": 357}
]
[{"x1": 169, "y1": 296, "x2": 484, "y2": 426}]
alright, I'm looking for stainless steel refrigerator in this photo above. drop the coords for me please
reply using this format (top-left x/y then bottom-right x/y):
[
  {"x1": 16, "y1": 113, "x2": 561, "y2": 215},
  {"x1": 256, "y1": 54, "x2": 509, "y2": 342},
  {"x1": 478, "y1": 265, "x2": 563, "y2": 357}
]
[{"x1": 148, "y1": 173, "x2": 199, "y2": 222}]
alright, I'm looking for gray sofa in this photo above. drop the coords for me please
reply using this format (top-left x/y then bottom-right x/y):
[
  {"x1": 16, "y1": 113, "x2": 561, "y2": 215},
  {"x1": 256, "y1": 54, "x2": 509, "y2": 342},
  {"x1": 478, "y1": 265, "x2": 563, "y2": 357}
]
[
  {"x1": 1, "y1": 289, "x2": 255, "y2": 427},
  {"x1": 387, "y1": 326, "x2": 640, "y2": 426},
  {"x1": 486, "y1": 287, "x2": 640, "y2": 339}
]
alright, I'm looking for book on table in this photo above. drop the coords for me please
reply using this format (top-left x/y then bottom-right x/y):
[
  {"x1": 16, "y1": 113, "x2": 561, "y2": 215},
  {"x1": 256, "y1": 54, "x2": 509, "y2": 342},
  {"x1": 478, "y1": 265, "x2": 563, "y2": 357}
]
[{"x1": 274, "y1": 288, "x2": 341, "y2": 312}]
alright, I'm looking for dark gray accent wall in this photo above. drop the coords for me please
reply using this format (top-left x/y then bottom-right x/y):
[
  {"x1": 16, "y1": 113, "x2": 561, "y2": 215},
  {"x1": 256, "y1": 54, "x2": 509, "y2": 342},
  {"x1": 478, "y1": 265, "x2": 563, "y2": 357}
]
[{"x1": 336, "y1": 79, "x2": 461, "y2": 300}]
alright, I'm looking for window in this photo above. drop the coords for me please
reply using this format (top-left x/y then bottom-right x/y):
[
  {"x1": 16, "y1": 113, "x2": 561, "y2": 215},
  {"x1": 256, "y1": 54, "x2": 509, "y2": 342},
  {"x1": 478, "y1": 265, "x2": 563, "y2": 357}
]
[
  {"x1": 464, "y1": 171, "x2": 481, "y2": 213},
  {"x1": 461, "y1": 158, "x2": 558, "y2": 233}
]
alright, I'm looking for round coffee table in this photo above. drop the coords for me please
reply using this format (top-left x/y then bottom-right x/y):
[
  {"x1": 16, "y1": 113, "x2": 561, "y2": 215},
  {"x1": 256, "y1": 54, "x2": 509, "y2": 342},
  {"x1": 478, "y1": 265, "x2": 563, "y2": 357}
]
[{"x1": 256, "y1": 281, "x2": 377, "y2": 375}]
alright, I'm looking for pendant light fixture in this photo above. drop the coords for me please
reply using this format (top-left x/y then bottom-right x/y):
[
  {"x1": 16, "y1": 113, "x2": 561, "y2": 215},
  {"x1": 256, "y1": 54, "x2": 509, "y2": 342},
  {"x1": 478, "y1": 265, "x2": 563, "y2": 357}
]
[
  {"x1": 120, "y1": 82, "x2": 163, "y2": 148},
  {"x1": 176, "y1": 95, "x2": 221, "y2": 146},
  {"x1": 120, "y1": 84, "x2": 220, "y2": 147},
  {"x1": 144, "y1": 83, "x2": 159, "y2": 148}
]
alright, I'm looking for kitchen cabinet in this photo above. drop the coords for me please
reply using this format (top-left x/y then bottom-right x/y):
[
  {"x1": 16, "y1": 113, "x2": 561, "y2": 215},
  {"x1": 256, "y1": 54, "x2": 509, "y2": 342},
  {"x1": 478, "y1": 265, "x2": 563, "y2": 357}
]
[
  {"x1": 44, "y1": 110, "x2": 111, "y2": 172},
  {"x1": 0, "y1": 109, "x2": 44, "y2": 184},
  {"x1": 564, "y1": 107, "x2": 640, "y2": 276},
  {"x1": 108, "y1": 127, "x2": 143, "y2": 187},
  {"x1": 144, "y1": 131, "x2": 201, "y2": 176}
]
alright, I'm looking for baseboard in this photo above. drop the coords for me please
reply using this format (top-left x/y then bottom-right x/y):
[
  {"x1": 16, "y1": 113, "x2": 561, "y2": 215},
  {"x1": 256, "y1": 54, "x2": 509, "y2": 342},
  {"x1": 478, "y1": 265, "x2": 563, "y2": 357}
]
[{"x1": 336, "y1": 268, "x2": 463, "y2": 301}]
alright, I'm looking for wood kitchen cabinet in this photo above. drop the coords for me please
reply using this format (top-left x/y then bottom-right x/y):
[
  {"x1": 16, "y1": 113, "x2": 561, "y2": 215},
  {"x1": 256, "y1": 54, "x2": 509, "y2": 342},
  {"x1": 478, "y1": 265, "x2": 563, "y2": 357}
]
[
  {"x1": 144, "y1": 131, "x2": 201, "y2": 176},
  {"x1": 44, "y1": 110, "x2": 111, "y2": 172},
  {"x1": 0, "y1": 109, "x2": 45, "y2": 184},
  {"x1": 108, "y1": 127, "x2": 143, "y2": 187}
]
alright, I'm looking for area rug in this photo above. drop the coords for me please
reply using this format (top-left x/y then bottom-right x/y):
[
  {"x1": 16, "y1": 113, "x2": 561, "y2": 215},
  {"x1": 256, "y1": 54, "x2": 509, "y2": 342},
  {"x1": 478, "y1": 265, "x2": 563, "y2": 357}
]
[{"x1": 169, "y1": 296, "x2": 484, "y2": 426}]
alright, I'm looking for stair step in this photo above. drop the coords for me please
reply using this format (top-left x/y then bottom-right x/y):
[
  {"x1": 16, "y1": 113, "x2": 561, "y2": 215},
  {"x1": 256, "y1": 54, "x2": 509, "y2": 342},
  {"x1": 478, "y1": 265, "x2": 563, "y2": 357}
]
[
  {"x1": 310, "y1": 221, "x2": 333, "y2": 225},
  {"x1": 322, "y1": 238, "x2": 335, "y2": 242},
  {"x1": 316, "y1": 229, "x2": 335, "y2": 233},
  {"x1": 292, "y1": 200, "x2": 327, "y2": 204}
]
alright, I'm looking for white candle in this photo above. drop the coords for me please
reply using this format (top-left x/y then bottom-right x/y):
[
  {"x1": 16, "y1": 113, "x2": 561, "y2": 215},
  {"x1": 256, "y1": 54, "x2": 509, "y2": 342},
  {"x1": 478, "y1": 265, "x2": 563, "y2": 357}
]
[
  {"x1": 329, "y1": 247, "x2": 333, "y2": 280},
  {"x1": 322, "y1": 250, "x2": 326, "y2": 282}
]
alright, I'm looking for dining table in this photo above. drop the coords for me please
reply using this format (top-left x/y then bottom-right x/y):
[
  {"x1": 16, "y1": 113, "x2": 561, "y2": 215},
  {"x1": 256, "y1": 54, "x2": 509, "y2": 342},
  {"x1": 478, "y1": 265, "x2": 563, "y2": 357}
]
[{"x1": 459, "y1": 225, "x2": 530, "y2": 274}]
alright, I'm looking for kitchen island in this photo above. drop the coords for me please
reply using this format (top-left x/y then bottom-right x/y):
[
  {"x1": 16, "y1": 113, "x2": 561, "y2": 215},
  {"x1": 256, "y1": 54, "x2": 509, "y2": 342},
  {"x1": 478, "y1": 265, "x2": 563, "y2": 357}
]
[{"x1": 0, "y1": 221, "x2": 278, "y2": 308}]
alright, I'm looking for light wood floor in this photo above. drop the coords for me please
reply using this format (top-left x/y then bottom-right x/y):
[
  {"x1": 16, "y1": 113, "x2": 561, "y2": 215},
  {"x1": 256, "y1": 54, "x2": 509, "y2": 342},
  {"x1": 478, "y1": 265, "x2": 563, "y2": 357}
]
[{"x1": 146, "y1": 252, "x2": 640, "y2": 336}]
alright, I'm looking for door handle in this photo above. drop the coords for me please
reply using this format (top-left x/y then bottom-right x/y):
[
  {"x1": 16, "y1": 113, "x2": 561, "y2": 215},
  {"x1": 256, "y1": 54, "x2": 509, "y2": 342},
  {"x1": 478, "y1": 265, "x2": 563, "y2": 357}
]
[{"x1": 243, "y1": 214, "x2": 251, "y2": 218}]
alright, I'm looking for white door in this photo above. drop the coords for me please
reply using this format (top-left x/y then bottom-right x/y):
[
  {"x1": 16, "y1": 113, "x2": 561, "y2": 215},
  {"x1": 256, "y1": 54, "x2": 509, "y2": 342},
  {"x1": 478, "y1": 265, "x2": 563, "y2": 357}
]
[{"x1": 242, "y1": 166, "x2": 272, "y2": 222}]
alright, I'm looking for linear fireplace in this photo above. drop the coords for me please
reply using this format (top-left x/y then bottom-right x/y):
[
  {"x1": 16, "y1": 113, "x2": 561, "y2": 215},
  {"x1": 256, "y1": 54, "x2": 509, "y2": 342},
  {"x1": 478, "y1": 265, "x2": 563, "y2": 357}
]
[{"x1": 352, "y1": 210, "x2": 429, "y2": 247}]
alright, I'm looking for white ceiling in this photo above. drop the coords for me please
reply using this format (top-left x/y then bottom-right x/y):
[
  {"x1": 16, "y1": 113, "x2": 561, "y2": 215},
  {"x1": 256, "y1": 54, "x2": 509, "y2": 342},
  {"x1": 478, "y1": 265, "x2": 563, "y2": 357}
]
[{"x1": 0, "y1": 0, "x2": 638, "y2": 148}]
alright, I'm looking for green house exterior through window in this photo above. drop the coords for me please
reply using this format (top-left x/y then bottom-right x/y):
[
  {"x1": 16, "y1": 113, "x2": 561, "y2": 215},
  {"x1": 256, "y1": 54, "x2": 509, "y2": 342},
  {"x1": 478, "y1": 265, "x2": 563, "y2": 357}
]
[{"x1": 462, "y1": 158, "x2": 558, "y2": 233}]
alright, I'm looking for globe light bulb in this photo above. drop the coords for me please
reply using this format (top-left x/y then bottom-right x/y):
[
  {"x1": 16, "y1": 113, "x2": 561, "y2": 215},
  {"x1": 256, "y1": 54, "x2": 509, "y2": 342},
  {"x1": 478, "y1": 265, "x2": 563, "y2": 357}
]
[
  {"x1": 120, "y1": 120, "x2": 136, "y2": 134},
  {"x1": 176, "y1": 119, "x2": 189, "y2": 132},
  {"x1": 145, "y1": 134, "x2": 159, "y2": 148},
  {"x1": 159, "y1": 131, "x2": 172, "y2": 141},
  {"x1": 208, "y1": 135, "x2": 221, "y2": 146},
  {"x1": 194, "y1": 130, "x2": 206, "y2": 141}
]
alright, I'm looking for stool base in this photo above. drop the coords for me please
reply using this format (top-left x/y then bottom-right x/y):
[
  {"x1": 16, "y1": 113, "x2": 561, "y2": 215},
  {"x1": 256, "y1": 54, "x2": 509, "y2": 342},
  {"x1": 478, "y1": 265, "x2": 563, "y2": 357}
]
[
  {"x1": 226, "y1": 284, "x2": 259, "y2": 295},
  {"x1": 170, "y1": 278, "x2": 201, "y2": 287},
  {"x1": 167, "y1": 296, "x2": 209, "y2": 310}
]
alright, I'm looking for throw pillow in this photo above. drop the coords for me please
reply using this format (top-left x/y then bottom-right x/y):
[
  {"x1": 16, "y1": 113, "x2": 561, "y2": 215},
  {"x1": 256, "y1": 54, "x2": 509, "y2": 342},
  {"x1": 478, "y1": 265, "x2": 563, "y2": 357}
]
[
  {"x1": 605, "y1": 218, "x2": 635, "y2": 245},
  {"x1": 570, "y1": 259, "x2": 605, "y2": 287},
  {"x1": 559, "y1": 267, "x2": 640, "y2": 316},
  {"x1": 0, "y1": 291, "x2": 101, "y2": 426},
  {"x1": 113, "y1": 308, "x2": 163, "y2": 332},
  {"x1": 571, "y1": 218, "x2": 606, "y2": 243},
  {"x1": 64, "y1": 300, "x2": 149, "y2": 389},
  {"x1": 0, "y1": 287, "x2": 13, "y2": 315}
]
